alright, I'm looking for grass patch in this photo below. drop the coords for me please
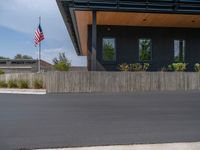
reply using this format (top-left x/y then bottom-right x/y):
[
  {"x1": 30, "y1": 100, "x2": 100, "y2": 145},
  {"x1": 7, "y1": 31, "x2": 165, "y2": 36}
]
[
  {"x1": 0, "y1": 80, "x2": 8, "y2": 88},
  {"x1": 0, "y1": 69, "x2": 4, "y2": 75},
  {"x1": 8, "y1": 80, "x2": 18, "y2": 88},
  {"x1": 0, "y1": 79, "x2": 44, "y2": 89},
  {"x1": 33, "y1": 79, "x2": 43, "y2": 89},
  {"x1": 18, "y1": 80, "x2": 29, "y2": 89}
]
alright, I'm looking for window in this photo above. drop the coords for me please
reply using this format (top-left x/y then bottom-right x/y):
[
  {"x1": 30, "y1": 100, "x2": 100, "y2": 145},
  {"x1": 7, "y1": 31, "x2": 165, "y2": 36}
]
[
  {"x1": 0, "y1": 61, "x2": 6, "y2": 64},
  {"x1": 102, "y1": 38, "x2": 116, "y2": 62},
  {"x1": 139, "y1": 39, "x2": 152, "y2": 61},
  {"x1": 174, "y1": 40, "x2": 185, "y2": 62}
]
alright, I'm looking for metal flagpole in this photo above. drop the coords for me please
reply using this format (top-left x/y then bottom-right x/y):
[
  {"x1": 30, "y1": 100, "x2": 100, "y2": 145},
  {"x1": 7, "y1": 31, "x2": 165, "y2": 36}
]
[{"x1": 38, "y1": 16, "x2": 41, "y2": 73}]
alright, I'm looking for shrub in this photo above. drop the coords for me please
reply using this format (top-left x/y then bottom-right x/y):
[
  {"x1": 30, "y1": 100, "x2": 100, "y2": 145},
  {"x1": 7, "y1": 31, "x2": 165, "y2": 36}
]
[
  {"x1": 54, "y1": 61, "x2": 70, "y2": 71},
  {"x1": 0, "y1": 81, "x2": 8, "y2": 88},
  {"x1": 160, "y1": 67, "x2": 167, "y2": 72},
  {"x1": 8, "y1": 80, "x2": 18, "y2": 88},
  {"x1": 0, "y1": 69, "x2": 4, "y2": 75},
  {"x1": 168, "y1": 63, "x2": 187, "y2": 72},
  {"x1": 129, "y1": 63, "x2": 142, "y2": 71},
  {"x1": 53, "y1": 53, "x2": 71, "y2": 71},
  {"x1": 143, "y1": 63, "x2": 150, "y2": 71},
  {"x1": 18, "y1": 80, "x2": 29, "y2": 89},
  {"x1": 129, "y1": 63, "x2": 150, "y2": 71},
  {"x1": 119, "y1": 63, "x2": 150, "y2": 72},
  {"x1": 33, "y1": 79, "x2": 43, "y2": 89},
  {"x1": 168, "y1": 64, "x2": 173, "y2": 71},
  {"x1": 118, "y1": 63, "x2": 129, "y2": 71},
  {"x1": 194, "y1": 63, "x2": 200, "y2": 72}
]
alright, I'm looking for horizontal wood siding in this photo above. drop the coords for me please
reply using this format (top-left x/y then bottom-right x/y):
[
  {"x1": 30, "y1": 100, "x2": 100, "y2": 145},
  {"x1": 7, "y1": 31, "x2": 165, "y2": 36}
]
[{"x1": 1, "y1": 72, "x2": 200, "y2": 93}]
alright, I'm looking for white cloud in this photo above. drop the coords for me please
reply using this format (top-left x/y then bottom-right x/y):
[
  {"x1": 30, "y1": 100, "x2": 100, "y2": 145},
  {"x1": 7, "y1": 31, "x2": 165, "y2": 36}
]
[
  {"x1": 0, "y1": 0, "x2": 67, "y2": 41},
  {"x1": 43, "y1": 48, "x2": 65, "y2": 53},
  {"x1": 0, "y1": 0, "x2": 87, "y2": 66}
]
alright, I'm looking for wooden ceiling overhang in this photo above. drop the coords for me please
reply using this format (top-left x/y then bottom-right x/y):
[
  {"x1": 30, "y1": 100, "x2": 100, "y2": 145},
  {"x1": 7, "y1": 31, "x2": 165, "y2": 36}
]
[
  {"x1": 75, "y1": 11, "x2": 200, "y2": 56},
  {"x1": 57, "y1": 0, "x2": 200, "y2": 56}
]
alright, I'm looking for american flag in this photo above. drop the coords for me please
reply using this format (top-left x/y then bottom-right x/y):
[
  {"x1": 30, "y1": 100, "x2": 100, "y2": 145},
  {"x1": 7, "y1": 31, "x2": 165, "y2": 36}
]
[{"x1": 34, "y1": 24, "x2": 44, "y2": 46}]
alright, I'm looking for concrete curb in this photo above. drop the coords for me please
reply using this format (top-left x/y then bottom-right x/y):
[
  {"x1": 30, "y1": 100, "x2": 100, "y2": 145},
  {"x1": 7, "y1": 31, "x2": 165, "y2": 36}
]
[
  {"x1": 0, "y1": 88, "x2": 46, "y2": 95},
  {"x1": 36, "y1": 142, "x2": 200, "y2": 150}
]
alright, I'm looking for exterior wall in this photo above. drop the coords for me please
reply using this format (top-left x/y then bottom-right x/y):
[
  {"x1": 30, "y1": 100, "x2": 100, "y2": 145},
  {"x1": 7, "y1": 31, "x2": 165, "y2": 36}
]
[
  {"x1": 88, "y1": 26, "x2": 200, "y2": 71},
  {"x1": 0, "y1": 68, "x2": 32, "y2": 74},
  {"x1": 0, "y1": 60, "x2": 53, "y2": 73}
]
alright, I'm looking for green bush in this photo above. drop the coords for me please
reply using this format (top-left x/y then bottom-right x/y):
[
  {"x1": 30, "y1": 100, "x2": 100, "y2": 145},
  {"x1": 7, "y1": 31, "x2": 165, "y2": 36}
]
[
  {"x1": 143, "y1": 63, "x2": 150, "y2": 71},
  {"x1": 0, "y1": 81, "x2": 8, "y2": 88},
  {"x1": 18, "y1": 80, "x2": 29, "y2": 89},
  {"x1": 118, "y1": 63, "x2": 150, "y2": 72},
  {"x1": 194, "y1": 63, "x2": 200, "y2": 72},
  {"x1": 129, "y1": 63, "x2": 150, "y2": 71},
  {"x1": 0, "y1": 69, "x2": 4, "y2": 75},
  {"x1": 168, "y1": 64, "x2": 173, "y2": 71},
  {"x1": 33, "y1": 79, "x2": 43, "y2": 89},
  {"x1": 53, "y1": 53, "x2": 71, "y2": 71},
  {"x1": 160, "y1": 67, "x2": 167, "y2": 72},
  {"x1": 129, "y1": 63, "x2": 142, "y2": 71},
  {"x1": 8, "y1": 80, "x2": 18, "y2": 88},
  {"x1": 168, "y1": 63, "x2": 187, "y2": 72},
  {"x1": 54, "y1": 61, "x2": 70, "y2": 71},
  {"x1": 118, "y1": 63, "x2": 129, "y2": 71}
]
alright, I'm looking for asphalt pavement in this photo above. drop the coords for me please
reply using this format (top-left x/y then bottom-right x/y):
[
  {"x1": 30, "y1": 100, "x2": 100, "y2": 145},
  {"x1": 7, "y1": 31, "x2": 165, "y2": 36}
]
[{"x1": 0, "y1": 91, "x2": 200, "y2": 150}]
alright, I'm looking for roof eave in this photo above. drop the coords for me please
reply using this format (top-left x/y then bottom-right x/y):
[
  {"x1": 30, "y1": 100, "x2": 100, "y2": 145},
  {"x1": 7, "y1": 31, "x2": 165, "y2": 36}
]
[
  {"x1": 56, "y1": 0, "x2": 82, "y2": 56},
  {"x1": 56, "y1": 0, "x2": 200, "y2": 56}
]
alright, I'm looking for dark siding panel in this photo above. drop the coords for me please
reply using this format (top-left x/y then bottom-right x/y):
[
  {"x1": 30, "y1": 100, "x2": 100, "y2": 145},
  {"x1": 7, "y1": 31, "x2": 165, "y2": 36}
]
[
  {"x1": 186, "y1": 30, "x2": 200, "y2": 71},
  {"x1": 88, "y1": 26, "x2": 200, "y2": 71}
]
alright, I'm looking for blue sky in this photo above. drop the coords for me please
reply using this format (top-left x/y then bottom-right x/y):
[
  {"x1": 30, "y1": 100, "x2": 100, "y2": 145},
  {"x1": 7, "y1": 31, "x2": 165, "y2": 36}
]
[{"x1": 0, "y1": 0, "x2": 86, "y2": 66}]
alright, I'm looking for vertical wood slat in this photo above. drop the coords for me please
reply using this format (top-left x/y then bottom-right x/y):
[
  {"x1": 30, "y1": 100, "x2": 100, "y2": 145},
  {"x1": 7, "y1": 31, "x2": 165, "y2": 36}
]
[
  {"x1": 44, "y1": 72, "x2": 200, "y2": 93},
  {"x1": 0, "y1": 73, "x2": 45, "y2": 89},
  {"x1": 0, "y1": 72, "x2": 200, "y2": 93}
]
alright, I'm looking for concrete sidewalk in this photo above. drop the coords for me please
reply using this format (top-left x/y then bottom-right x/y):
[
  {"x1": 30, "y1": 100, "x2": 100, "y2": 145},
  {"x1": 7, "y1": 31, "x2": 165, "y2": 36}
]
[
  {"x1": 0, "y1": 88, "x2": 46, "y2": 94},
  {"x1": 37, "y1": 142, "x2": 200, "y2": 150}
]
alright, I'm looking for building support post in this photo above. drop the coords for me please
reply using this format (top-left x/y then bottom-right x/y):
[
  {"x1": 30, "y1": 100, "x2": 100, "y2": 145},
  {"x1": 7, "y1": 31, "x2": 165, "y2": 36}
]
[{"x1": 91, "y1": 11, "x2": 97, "y2": 71}]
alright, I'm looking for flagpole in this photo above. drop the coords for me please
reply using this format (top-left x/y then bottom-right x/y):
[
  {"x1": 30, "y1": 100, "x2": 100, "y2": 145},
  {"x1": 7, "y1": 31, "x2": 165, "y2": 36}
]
[{"x1": 38, "y1": 16, "x2": 41, "y2": 73}]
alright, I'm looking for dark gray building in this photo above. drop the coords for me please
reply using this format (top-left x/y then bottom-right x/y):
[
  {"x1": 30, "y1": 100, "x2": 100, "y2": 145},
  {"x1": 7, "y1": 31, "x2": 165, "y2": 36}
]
[
  {"x1": 57, "y1": 0, "x2": 200, "y2": 71},
  {"x1": 0, "y1": 59, "x2": 52, "y2": 73}
]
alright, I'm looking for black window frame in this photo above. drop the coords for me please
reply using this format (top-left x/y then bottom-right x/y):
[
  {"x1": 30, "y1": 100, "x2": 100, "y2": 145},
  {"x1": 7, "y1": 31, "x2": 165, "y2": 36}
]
[
  {"x1": 138, "y1": 38, "x2": 152, "y2": 62},
  {"x1": 173, "y1": 39, "x2": 186, "y2": 62},
  {"x1": 102, "y1": 37, "x2": 117, "y2": 64}
]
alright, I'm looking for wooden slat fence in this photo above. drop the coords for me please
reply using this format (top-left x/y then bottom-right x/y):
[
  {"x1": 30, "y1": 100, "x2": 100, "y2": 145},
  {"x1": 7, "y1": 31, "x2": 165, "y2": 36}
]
[
  {"x1": 1, "y1": 72, "x2": 200, "y2": 93},
  {"x1": 46, "y1": 72, "x2": 200, "y2": 93}
]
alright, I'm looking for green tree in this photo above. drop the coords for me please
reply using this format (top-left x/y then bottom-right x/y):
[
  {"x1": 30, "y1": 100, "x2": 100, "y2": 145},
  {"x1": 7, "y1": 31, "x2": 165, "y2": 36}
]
[
  {"x1": 53, "y1": 53, "x2": 71, "y2": 71},
  {"x1": 22, "y1": 55, "x2": 33, "y2": 59},
  {"x1": 0, "y1": 56, "x2": 9, "y2": 60},
  {"x1": 14, "y1": 54, "x2": 23, "y2": 59},
  {"x1": 14, "y1": 54, "x2": 33, "y2": 60}
]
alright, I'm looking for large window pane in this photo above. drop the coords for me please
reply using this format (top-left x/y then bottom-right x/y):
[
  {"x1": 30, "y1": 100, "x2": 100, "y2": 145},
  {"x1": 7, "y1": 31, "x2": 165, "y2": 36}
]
[
  {"x1": 139, "y1": 39, "x2": 152, "y2": 61},
  {"x1": 174, "y1": 40, "x2": 185, "y2": 62},
  {"x1": 103, "y1": 38, "x2": 116, "y2": 62}
]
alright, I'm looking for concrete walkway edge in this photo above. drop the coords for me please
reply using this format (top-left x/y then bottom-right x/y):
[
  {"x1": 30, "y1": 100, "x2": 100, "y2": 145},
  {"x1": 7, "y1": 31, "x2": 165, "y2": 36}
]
[
  {"x1": 36, "y1": 142, "x2": 200, "y2": 150},
  {"x1": 0, "y1": 88, "x2": 46, "y2": 95}
]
